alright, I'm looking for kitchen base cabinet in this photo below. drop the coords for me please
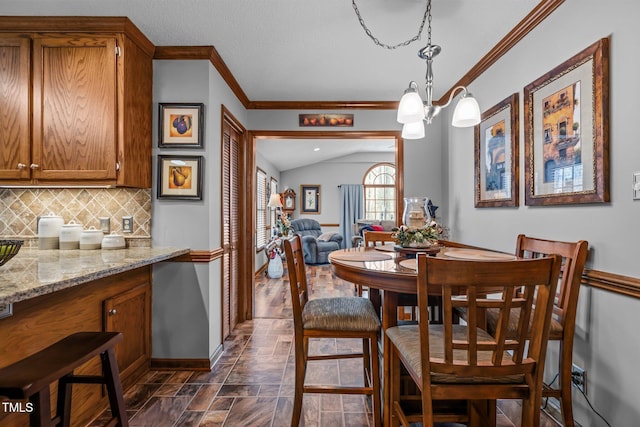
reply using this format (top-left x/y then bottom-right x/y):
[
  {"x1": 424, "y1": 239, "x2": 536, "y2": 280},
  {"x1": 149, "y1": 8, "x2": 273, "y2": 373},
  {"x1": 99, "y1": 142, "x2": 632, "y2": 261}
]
[{"x1": 0, "y1": 266, "x2": 152, "y2": 427}]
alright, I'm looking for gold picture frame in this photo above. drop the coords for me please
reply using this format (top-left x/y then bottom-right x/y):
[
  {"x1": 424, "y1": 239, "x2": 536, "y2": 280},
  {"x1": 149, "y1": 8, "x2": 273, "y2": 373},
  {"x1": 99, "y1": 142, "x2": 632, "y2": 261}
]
[{"x1": 524, "y1": 38, "x2": 609, "y2": 205}]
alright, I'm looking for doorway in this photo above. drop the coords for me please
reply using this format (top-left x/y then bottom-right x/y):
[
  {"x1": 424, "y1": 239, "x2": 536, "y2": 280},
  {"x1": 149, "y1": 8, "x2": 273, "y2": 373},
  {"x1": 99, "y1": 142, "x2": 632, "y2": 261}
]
[{"x1": 244, "y1": 130, "x2": 404, "y2": 319}]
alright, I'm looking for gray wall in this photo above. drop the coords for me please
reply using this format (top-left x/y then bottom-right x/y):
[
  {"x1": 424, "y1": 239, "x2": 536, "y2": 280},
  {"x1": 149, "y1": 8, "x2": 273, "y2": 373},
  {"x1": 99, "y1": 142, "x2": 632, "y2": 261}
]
[
  {"x1": 445, "y1": 1, "x2": 640, "y2": 425},
  {"x1": 280, "y1": 152, "x2": 395, "y2": 225},
  {"x1": 152, "y1": 60, "x2": 247, "y2": 361}
]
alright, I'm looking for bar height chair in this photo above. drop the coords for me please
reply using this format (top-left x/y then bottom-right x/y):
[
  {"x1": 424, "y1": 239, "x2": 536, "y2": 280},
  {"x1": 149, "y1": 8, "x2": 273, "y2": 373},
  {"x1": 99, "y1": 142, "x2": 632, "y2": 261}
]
[
  {"x1": 283, "y1": 235, "x2": 381, "y2": 427},
  {"x1": 387, "y1": 253, "x2": 562, "y2": 426}
]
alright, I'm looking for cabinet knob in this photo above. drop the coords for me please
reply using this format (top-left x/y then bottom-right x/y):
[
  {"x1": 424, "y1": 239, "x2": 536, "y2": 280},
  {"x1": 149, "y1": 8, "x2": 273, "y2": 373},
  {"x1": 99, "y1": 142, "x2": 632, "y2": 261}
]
[
  {"x1": 108, "y1": 309, "x2": 117, "y2": 316},
  {"x1": 17, "y1": 163, "x2": 26, "y2": 169},
  {"x1": 30, "y1": 164, "x2": 39, "y2": 169}
]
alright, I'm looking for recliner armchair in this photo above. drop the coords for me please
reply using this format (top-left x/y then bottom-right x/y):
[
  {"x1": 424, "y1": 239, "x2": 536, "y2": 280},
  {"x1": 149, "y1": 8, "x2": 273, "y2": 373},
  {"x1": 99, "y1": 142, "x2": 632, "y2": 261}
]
[{"x1": 290, "y1": 218, "x2": 343, "y2": 264}]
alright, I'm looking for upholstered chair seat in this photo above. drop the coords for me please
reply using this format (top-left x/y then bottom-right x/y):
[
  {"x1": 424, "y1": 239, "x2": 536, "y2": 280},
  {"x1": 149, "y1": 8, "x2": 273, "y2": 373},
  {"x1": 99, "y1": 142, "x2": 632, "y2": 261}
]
[{"x1": 302, "y1": 297, "x2": 380, "y2": 332}]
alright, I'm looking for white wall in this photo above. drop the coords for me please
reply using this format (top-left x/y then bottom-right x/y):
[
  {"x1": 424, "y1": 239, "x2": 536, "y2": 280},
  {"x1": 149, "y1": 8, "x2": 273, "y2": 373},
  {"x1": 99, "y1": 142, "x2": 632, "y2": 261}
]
[
  {"x1": 152, "y1": 60, "x2": 247, "y2": 361},
  {"x1": 445, "y1": 1, "x2": 640, "y2": 425},
  {"x1": 255, "y1": 152, "x2": 281, "y2": 269}
]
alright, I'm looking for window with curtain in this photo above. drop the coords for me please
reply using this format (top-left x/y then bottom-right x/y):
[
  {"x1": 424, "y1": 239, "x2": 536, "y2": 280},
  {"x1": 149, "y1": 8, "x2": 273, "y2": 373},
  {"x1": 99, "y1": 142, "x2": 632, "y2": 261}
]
[
  {"x1": 363, "y1": 163, "x2": 396, "y2": 221},
  {"x1": 256, "y1": 168, "x2": 267, "y2": 250}
]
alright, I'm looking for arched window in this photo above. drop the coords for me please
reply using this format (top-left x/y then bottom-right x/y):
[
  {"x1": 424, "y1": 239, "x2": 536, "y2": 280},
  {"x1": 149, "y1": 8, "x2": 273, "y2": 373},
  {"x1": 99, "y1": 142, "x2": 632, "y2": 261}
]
[{"x1": 363, "y1": 163, "x2": 396, "y2": 221}]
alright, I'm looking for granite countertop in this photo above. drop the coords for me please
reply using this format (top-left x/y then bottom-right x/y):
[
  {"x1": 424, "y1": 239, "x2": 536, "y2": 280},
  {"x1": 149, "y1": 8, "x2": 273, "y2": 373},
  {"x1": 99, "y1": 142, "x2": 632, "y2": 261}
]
[{"x1": 0, "y1": 246, "x2": 190, "y2": 305}]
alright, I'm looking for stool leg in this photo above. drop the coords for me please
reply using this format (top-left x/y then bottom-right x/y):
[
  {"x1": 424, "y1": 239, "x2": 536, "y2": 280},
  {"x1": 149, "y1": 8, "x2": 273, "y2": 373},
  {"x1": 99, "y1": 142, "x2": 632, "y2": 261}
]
[
  {"x1": 29, "y1": 387, "x2": 51, "y2": 427},
  {"x1": 56, "y1": 374, "x2": 73, "y2": 427},
  {"x1": 101, "y1": 348, "x2": 128, "y2": 427}
]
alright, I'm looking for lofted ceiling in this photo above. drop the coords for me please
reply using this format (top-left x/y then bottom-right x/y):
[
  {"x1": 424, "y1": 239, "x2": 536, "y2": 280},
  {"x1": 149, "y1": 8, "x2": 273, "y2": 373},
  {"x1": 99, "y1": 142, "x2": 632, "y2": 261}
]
[{"x1": 1, "y1": 0, "x2": 550, "y2": 170}]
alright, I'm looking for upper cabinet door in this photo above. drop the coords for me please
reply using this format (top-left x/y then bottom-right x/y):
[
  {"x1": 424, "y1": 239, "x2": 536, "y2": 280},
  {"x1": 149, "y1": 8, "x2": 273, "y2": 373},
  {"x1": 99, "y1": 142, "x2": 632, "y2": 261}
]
[
  {"x1": 0, "y1": 36, "x2": 31, "y2": 180},
  {"x1": 32, "y1": 36, "x2": 117, "y2": 181}
]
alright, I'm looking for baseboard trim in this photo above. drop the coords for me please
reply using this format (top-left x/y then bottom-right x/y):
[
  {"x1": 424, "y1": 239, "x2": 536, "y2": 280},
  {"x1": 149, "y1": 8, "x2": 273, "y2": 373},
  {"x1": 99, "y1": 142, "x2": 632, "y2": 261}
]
[{"x1": 150, "y1": 357, "x2": 212, "y2": 371}]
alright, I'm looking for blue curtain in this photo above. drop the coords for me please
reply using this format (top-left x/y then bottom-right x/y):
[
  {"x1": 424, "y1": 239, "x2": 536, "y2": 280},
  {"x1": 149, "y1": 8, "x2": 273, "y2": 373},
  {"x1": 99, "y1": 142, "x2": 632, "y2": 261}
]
[{"x1": 339, "y1": 184, "x2": 364, "y2": 248}]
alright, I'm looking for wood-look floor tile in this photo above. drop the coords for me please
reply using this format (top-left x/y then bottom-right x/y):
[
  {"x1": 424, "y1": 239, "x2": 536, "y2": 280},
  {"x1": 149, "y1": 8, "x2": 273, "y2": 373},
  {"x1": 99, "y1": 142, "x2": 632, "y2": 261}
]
[
  {"x1": 199, "y1": 410, "x2": 228, "y2": 426},
  {"x1": 187, "y1": 384, "x2": 221, "y2": 411},
  {"x1": 344, "y1": 411, "x2": 370, "y2": 427},
  {"x1": 175, "y1": 410, "x2": 205, "y2": 427},
  {"x1": 272, "y1": 397, "x2": 293, "y2": 427},
  {"x1": 187, "y1": 364, "x2": 233, "y2": 384},
  {"x1": 129, "y1": 396, "x2": 191, "y2": 426},
  {"x1": 223, "y1": 396, "x2": 277, "y2": 427},
  {"x1": 209, "y1": 397, "x2": 234, "y2": 411},
  {"x1": 217, "y1": 384, "x2": 261, "y2": 397},
  {"x1": 322, "y1": 411, "x2": 346, "y2": 427},
  {"x1": 167, "y1": 370, "x2": 194, "y2": 383},
  {"x1": 259, "y1": 384, "x2": 281, "y2": 396},
  {"x1": 154, "y1": 382, "x2": 182, "y2": 397},
  {"x1": 226, "y1": 355, "x2": 287, "y2": 384},
  {"x1": 123, "y1": 383, "x2": 163, "y2": 410},
  {"x1": 321, "y1": 394, "x2": 343, "y2": 412},
  {"x1": 177, "y1": 383, "x2": 202, "y2": 396}
]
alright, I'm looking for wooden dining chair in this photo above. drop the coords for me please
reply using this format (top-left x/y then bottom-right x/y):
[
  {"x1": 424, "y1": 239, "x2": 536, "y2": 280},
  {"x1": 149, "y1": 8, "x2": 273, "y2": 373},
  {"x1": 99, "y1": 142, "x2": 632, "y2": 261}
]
[
  {"x1": 362, "y1": 230, "x2": 397, "y2": 247},
  {"x1": 387, "y1": 253, "x2": 562, "y2": 427},
  {"x1": 481, "y1": 235, "x2": 589, "y2": 427},
  {"x1": 283, "y1": 235, "x2": 382, "y2": 427},
  {"x1": 354, "y1": 230, "x2": 399, "y2": 297}
]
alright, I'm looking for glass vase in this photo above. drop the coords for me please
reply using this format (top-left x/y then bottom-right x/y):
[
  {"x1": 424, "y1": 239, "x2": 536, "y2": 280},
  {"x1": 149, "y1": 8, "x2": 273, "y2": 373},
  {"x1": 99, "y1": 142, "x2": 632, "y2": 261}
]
[{"x1": 402, "y1": 197, "x2": 431, "y2": 228}]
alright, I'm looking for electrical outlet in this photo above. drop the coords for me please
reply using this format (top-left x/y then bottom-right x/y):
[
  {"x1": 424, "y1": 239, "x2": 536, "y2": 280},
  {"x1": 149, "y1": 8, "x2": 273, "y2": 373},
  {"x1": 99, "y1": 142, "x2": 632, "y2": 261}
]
[
  {"x1": 122, "y1": 216, "x2": 134, "y2": 233},
  {"x1": 571, "y1": 364, "x2": 586, "y2": 394}
]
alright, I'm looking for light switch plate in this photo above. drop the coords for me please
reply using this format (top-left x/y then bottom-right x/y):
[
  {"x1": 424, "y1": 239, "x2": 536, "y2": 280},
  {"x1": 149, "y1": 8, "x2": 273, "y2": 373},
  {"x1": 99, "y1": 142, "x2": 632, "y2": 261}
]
[
  {"x1": 634, "y1": 172, "x2": 640, "y2": 200},
  {"x1": 99, "y1": 217, "x2": 111, "y2": 234},
  {"x1": 122, "y1": 216, "x2": 134, "y2": 233}
]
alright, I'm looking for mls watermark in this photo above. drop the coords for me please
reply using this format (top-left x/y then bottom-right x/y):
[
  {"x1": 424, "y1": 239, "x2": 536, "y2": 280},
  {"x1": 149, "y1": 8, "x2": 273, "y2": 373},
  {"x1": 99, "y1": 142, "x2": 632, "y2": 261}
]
[{"x1": 2, "y1": 401, "x2": 34, "y2": 413}]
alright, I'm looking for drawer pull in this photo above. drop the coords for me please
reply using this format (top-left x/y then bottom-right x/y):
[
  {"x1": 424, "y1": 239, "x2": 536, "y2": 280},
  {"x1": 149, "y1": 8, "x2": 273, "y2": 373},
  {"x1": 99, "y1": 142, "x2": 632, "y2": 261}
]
[{"x1": 108, "y1": 309, "x2": 117, "y2": 316}]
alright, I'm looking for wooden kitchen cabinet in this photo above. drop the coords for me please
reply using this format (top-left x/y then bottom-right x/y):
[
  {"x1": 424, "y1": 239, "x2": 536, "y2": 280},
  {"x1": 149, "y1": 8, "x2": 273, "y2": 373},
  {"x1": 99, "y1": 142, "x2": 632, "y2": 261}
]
[
  {"x1": 104, "y1": 282, "x2": 151, "y2": 384},
  {"x1": 0, "y1": 266, "x2": 153, "y2": 427},
  {"x1": 0, "y1": 17, "x2": 154, "y2": 187}
]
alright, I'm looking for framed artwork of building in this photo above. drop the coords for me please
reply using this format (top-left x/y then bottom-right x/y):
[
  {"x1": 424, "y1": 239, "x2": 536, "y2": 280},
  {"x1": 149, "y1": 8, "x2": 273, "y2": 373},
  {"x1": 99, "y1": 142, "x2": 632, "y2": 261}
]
[{"x1": 524, "y1": 38, "x2": 609, "y2": 205}]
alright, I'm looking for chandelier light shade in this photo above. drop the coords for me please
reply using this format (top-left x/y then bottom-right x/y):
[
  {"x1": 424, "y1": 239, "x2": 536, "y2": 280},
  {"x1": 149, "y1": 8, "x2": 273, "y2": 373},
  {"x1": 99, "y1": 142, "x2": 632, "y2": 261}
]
[
  {"x1": 267, "y1": 193, "x2": 283, "y2": 209},
  {"x1": 451, "y1": 93, "x2": 482, "y2": 128},
  {"x1": 397, "y1": 83, "x2": 425, "y2": 124},
  {"x1": 352, "y1": 0, "x2": 481, "y2": 139},
  {"x1": 401, "y1": 120, "x2": 425, "y2": 140}
]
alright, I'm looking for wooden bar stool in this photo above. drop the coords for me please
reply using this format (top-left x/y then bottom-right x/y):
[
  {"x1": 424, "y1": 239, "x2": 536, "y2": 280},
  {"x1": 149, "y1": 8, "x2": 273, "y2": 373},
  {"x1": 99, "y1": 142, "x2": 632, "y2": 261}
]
[{"x1": 0, "y1": 332, "x2": 128, "y2": 427}]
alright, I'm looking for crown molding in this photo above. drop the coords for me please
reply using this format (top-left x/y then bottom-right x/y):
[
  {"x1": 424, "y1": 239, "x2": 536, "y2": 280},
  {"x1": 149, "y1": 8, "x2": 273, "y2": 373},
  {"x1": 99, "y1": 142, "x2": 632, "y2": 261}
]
[
  {"x1": 153, "y1": 0, "x2": 563, "y2": 110},
  {"x1": 437, "y1": 0, "x2": 565, "y2": 105}
]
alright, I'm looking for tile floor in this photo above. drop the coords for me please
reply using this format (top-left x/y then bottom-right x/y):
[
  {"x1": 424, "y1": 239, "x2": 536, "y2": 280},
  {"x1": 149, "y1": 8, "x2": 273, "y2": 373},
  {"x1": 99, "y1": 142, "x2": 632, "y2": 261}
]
[{"x1": 92, "y1": 264, "x2": 563, "y2": 426}]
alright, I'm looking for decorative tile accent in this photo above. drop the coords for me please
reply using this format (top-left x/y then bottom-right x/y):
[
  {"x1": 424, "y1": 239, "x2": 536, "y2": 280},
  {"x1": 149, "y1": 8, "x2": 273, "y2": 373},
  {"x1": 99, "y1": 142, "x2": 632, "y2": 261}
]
[{"x1": 0, "y1": 188, "x2": 151, "y2": 247}]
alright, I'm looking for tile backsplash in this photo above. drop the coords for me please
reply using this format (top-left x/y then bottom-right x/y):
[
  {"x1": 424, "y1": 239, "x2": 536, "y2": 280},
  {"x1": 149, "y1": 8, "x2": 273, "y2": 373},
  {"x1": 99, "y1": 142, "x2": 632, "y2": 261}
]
[{"x1": 0, "y1": 188, "x2": 151, "y2": 247}]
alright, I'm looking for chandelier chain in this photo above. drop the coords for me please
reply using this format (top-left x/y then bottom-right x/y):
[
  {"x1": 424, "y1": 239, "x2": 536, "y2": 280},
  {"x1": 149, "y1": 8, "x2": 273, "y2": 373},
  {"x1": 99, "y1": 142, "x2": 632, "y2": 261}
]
[{"x1": 351, "y1": 0, "x2": 430, "y2": 50}]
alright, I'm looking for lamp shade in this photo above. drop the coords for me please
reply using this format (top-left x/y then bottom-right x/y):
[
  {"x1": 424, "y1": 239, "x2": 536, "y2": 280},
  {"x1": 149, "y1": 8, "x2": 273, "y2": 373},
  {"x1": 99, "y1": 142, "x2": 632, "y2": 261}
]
[
  {"x1": 397, "y1": 90, "x2": 425, "y2": 124},
  {"x1": 401, "y1": 121, "x2": 425, "y2": 140},
  {"x1": 267, "y1": 193, "x2": 283, "y2": 208},
  {"x1": 451, "y1": 94, "x2": 481, "y2": 127}
]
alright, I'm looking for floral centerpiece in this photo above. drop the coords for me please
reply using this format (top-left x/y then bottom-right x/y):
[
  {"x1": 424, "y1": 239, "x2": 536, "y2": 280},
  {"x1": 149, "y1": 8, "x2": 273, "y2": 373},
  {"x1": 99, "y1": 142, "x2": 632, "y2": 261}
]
[
  {"x1": 392, "y1": 220, "x2": 445, "y2": 248},
  {"x1": 277, "y1": 212, "x2": 294, "y2": 236}
]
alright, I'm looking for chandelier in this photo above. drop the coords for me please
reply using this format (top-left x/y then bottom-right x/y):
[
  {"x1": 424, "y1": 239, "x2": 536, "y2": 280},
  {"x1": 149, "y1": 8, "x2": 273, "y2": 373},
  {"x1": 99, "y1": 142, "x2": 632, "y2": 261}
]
[{"x1": 353, "y1": 0, "x2": 481, "y2": 139}]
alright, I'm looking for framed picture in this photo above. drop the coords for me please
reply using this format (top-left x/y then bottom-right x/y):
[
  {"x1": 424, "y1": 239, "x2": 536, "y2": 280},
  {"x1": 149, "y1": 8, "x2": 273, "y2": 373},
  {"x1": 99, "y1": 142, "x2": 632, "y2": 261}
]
[
  {"x1": 475, "y1": 93, "x2": 519, "y2": 208},
  {"x1": 300, "y1": 185, "x2": 320, "y2": 214},
  {"x1": 524, "y1": 38, "x2": 609, "y2": 205},
  {"x1": 157, "y1": 155, "x2": 203, "y2": 200},
  {"x1": 299, "y1": 114, "x2": 353, "y2": 127},
  {"x1": 158, "y1": 103, "x2": 204, "y2": 148}
]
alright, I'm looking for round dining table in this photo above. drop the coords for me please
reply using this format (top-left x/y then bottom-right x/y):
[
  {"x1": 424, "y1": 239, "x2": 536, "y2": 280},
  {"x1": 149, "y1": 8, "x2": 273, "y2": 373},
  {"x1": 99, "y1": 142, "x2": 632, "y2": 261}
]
[{"x1": 328, "y1": 243, "x2": 516, "y2": 426}]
